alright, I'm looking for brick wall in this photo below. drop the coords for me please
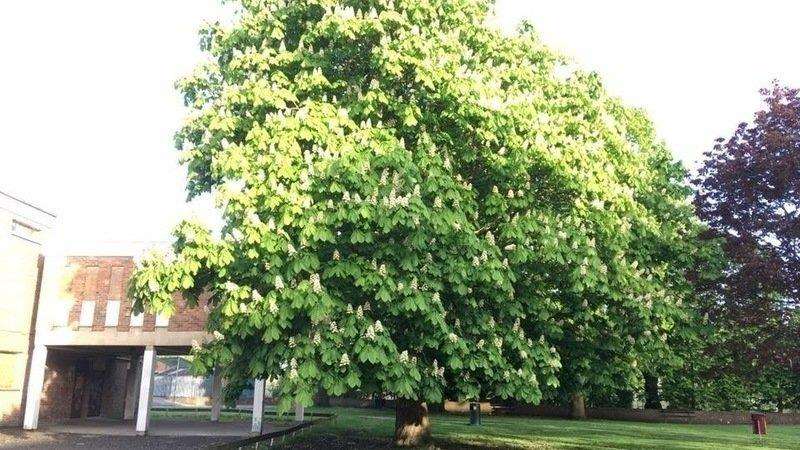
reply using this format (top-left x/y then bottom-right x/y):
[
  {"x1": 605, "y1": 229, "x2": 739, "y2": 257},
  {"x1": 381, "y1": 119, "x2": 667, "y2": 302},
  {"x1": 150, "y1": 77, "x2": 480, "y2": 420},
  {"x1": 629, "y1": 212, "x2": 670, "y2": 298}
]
[
  {"x1": 64, "y1": 256, "x2": 208, "y2": 333},
  {"x1": 490, "y1": 404, "x2": 800, "y2": 425},
  {"x1": 39, "y1": 353, "x2": 75, "y2": 420},
  {"x1": 38, "y1": 351, "x2": 133, "y2": 421}
]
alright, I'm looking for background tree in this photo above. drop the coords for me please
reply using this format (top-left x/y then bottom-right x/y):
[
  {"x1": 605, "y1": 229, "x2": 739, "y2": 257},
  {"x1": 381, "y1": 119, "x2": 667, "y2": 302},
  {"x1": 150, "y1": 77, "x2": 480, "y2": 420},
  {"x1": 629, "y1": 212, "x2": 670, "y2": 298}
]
[
  {"x1": 542, "y1": 105, "x2": 712, "y2": 417},
  {"x1": 129, "y1": 0, "x2": 708, "y2": 443},
  {"x1": 687, "y1": 83, "x2": 800, "y2": 411}
]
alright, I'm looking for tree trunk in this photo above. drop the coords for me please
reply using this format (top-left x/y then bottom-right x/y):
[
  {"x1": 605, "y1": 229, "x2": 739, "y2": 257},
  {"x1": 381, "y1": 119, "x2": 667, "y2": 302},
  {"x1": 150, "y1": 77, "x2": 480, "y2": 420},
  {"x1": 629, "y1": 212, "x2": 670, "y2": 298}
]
[
  {"x1": 644, "y1": 374, "x2": 661, "y2": 409},
  {"x1": 395, "y1": 399, "x2": 431, "y2": 447},
  {"x1": 570, "y1": 393, "x2": 586, "y2": 419}
]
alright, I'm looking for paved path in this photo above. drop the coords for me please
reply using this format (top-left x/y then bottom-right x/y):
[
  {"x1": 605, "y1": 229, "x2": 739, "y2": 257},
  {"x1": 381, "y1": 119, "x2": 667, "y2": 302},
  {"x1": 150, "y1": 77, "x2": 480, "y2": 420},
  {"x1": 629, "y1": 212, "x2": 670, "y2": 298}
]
[
  {"x1": 0, "y1": 418, "x2": 292, "y2": 449},
  {"x1": 0, "y1": 428, "x2": 236, "y2": 449},
  {"x1": 40, "y1": 417, "x2": 261, "y2": 437}
]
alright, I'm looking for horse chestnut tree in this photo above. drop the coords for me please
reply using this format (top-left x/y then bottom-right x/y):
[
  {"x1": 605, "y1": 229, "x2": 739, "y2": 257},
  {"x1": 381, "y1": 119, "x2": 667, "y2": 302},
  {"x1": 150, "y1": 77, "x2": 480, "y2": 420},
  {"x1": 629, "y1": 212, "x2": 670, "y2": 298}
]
[{"x1": 129, "y1": 0, "x2": 706, "y2": 443}]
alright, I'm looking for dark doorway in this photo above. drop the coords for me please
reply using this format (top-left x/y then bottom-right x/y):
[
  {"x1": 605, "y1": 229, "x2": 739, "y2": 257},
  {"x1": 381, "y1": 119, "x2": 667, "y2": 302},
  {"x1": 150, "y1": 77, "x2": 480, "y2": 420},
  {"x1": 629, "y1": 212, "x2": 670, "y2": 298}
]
[{"x1": 70, "y1": 359, "x2": 105, "y2": 418}]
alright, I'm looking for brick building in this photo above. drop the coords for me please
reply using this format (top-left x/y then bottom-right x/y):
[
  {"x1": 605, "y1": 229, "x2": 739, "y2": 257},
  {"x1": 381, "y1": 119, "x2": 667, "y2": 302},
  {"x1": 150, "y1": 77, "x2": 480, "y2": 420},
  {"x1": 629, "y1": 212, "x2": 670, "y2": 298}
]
[
  {"x1": 23, "y1": 252, "x2": 213, "y2": 428},
  {"x1": 3, "y1": 192, "x2": 294, "y2": 435},
  {"x1": 19, "y1": 241, "x2": 288, "y2": 434}
]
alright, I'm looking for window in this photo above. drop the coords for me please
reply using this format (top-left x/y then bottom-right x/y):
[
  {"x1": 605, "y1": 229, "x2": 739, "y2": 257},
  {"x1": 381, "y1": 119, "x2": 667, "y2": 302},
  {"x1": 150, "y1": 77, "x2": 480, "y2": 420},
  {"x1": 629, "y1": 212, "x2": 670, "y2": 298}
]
[
  {"x1": 155, "y1": 312, "x2": 170, "y2": 328},
  {"x1": 130, "y1": 311, "x2": 144, "y2": 327},
  {"x1": 0, "y1": 353, "x2": 23, "y2": 390},
  {"x1": 105, "y1": 300, "x2": 120, "y2": 327},
  {"x1": 52, "y1": 301, "x2": 71, "y2": 327},
  {"x1": 79, "y1": 301, "x2": 95, "y2": 327}
]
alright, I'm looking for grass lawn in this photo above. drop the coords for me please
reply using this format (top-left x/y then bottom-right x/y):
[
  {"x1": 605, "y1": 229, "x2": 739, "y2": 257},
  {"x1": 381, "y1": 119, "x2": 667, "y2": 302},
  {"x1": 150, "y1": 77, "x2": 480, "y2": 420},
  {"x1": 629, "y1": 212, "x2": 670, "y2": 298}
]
[
  {"x1": 288, "y1": 407, "x2": 799, "y2": 449},
  {"x1": 153, "y1": 407, "x2": 800, "y2": 449}
]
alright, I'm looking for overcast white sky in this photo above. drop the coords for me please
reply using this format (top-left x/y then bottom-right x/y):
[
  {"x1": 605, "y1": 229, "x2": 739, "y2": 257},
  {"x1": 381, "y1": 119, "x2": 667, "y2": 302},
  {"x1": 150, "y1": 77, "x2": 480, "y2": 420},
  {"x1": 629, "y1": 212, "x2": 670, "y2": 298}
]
[{"x1": 1, "y1": 1, "x2": 799, "y2": 245}]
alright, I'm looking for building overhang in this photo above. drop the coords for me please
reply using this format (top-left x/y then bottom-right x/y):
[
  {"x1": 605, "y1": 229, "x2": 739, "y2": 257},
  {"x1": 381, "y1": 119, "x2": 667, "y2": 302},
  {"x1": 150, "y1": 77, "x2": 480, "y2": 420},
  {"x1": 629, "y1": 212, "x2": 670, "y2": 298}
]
[{"x1": 43, "y1": 328, "x2": 212, "y2": 348}]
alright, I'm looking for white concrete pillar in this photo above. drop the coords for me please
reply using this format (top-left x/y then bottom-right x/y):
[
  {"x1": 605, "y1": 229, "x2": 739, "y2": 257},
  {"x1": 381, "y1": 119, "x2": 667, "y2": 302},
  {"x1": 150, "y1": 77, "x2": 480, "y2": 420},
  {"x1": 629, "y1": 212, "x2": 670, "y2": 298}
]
[
  {"x1": 22, "y1": 345, "x2": 48, "y2": 430},
  {"x1": 251, "y1": 378, "x2": 265, "y2": 434},
  {"x1": 135, "y1": 346, "x2": 156, "y2": 435},
  {"x1": 294, "y1": 403, "x2": 305, "y2": 422},
  {"x1": 123, "y1": 355, "x2": 142, "y2": 420},
  {"x1": 210, "y1": 366, "x2": 222, "y2": 421}
]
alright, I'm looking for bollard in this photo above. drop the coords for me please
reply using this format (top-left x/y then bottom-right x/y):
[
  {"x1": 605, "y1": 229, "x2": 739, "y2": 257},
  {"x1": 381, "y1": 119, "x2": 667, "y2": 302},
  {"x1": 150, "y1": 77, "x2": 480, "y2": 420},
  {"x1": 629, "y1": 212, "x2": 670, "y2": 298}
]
[{"x1": 469, "y1": 402, "x2": 481, "y2": 426}]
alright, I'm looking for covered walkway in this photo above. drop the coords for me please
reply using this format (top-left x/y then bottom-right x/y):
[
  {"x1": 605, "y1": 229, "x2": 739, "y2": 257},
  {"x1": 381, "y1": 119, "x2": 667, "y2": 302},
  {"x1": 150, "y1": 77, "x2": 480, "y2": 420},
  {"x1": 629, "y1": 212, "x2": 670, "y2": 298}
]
[{"x1": 23, "y1": 345, "x2": 305, "y2": 435}]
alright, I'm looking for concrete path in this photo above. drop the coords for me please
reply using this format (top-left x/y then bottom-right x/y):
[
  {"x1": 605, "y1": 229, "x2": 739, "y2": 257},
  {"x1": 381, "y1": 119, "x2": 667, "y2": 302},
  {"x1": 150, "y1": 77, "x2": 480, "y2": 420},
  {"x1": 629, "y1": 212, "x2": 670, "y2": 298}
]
[
  {"x1": 38, "y1": 417, "x2": 288, "y2": 437},
  {"x1": 0, "y1": 418, "x2": 293, "y2": 449},
  {"x1": 0, "y1": 428, "x2": 237, "y2": 449}
]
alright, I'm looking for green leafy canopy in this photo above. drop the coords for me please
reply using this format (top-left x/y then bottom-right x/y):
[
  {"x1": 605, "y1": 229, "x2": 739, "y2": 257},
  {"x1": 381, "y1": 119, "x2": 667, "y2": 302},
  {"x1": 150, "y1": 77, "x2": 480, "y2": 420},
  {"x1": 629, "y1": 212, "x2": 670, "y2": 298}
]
[{"x1": 128, "y1": 0, "x2": 706, "y2": 411}]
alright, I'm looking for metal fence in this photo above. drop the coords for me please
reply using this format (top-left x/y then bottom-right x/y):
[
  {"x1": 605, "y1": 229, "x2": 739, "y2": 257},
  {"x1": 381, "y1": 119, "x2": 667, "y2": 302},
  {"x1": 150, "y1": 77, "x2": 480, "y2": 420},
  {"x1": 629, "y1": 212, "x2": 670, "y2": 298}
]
[
  {"x1": 154, "y1": 374, "x2": 212, "y2": 399},
  {"x1": 153, "y1": 356, "x2": 263, "y2": 404}
]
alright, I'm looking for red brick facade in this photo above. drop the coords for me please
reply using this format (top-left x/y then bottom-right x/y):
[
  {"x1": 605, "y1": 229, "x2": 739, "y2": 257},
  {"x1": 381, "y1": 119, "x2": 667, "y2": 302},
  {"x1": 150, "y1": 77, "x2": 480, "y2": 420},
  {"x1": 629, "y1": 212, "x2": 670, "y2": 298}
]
[
  {"x1": 39, "y1": 354, "x2": 77, "y2": 420},
  {"x1": 65, "y1": 256, "x2": 207, "y2": 332}
]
